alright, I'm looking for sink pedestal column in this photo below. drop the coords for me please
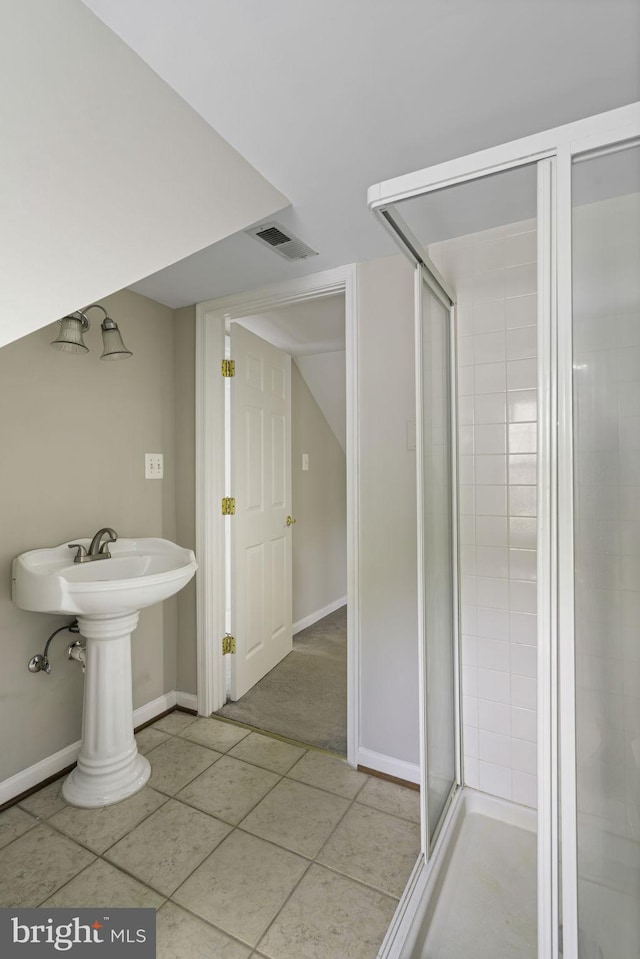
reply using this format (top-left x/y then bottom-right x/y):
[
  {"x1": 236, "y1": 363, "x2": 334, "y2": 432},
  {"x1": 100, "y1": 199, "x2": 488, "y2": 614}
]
[{"x1": 63, "y1": 611, "x2": 151, "y2": 808}]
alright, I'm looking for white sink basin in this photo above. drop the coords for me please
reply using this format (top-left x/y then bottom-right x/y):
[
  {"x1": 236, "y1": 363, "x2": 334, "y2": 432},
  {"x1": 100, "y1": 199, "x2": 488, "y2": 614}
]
[
  {"x1": 12, "y1": 536, "x2": 198, "y2": 809},
  {"x1": 12, "y1": 537, "x2": 197, "y2": 616}
]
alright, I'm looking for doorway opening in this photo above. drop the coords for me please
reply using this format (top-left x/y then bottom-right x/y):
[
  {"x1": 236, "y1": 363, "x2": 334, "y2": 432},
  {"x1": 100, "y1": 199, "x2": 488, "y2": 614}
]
[
  {"x1": 195, "y1": 265, "x2": 359, "y2": 767},
  {"x1": 216, "y1": 295, "x2": 348, "y2": 754}
]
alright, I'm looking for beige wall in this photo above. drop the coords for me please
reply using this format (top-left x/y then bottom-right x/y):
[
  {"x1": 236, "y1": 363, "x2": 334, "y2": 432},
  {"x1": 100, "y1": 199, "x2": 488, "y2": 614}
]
[
  {"x1": 2, "y1": 254, "x2": 422, "y2": 785},
  {"x1": 292, "y1": 362, "x2": 347, "y2": 625},
  {"x1": 0, "y1": 289, "x2": 178, "y2": 781},
  {"x1": 357, "y1": 255, "x2": 420, "y2": 769}
]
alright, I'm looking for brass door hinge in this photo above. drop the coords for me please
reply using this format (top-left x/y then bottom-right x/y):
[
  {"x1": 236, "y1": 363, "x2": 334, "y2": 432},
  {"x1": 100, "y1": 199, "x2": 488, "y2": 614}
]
[
  {"x1": 221, "y1": 359, "x2": 236, "y2": 377},
  {"x1": 222, "y1": 634, "x2": 236, "y2": 655},
  {"x1": 221, "y1": 497, "x2": 236, "y2": 515}
]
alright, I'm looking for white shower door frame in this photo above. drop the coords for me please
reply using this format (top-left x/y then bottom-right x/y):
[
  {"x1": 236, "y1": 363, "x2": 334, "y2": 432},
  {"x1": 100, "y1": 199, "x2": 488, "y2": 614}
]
[
  {"x1": 414, "y1": 264, "x2": 460, "y2": 858},
  {"x1": 368, "y1": 100, "x2": 640, "y2": 959},
  {"x1": 555, "y1": 116, "x2": 640, "y2": 959}
]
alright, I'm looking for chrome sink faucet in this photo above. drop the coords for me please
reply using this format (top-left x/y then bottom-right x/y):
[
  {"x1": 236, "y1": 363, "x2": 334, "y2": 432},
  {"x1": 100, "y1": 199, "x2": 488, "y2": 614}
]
[{"x1": 68, "y1": 528, "x2": 118, "y2": 564}]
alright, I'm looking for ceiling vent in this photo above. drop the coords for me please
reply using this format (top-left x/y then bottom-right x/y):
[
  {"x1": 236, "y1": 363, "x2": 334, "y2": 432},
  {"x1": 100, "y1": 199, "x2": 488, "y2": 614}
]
[{"x1": 245, "y1": 222, "x2": 318, "y2": 261}]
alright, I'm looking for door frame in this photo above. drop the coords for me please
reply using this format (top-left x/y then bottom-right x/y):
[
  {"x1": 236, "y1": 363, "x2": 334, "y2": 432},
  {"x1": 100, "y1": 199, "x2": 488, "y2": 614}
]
[{"x1": 195, "y1": 264, "x2": 359, "y2": 766}]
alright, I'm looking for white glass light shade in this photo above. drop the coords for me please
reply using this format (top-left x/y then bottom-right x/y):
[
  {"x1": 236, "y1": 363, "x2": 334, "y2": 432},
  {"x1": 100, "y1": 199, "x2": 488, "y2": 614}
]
[
  {"x1": 100, "y1": 319, "x2": 133, "y2": 361},
  {"x1": 50, "y1": 316, "x2": 89, "y2": 354}
]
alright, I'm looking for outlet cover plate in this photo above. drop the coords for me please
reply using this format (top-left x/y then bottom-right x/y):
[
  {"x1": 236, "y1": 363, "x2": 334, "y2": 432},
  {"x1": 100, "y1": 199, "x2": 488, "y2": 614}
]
[{"x1": 145, "y1": 453, "x2": 164, "y2": 479}]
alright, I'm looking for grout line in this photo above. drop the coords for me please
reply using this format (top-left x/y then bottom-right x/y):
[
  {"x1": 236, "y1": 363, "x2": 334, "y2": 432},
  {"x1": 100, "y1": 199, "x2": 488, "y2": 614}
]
[
  {"x1": 248, "y1": 855, "x2": 316, "y2": 951},
  {"x1": 209, "y1": 713, "x2": 346, "y2": 759},
  {"x1": 174, "y1": 727, "x2": 251, "y2": 750},
  {"x1": 352, "y1": 797, "x2": 421, "y2": 827},
  {"x1": 95, "y1": 856, "x2": 171, "y2": 905},
  {"x1": 175, "y1": 766, "x2": 287, "y2": 830},
  {"x1": 157, "y1": 895, "x2": 269, "y2": 952},
  {"x1": 169, "y1": 718, "x2": 412, "y2": 807},
  {"x1": 261, "y1": 782, "x2": 374, "y2": 929},
  {"x1": 278, "y1": 769, "x2": 370, "y2": 805},
  {"x1": 100, "y1": 836, "x2": 219, "y2": 903},
  {"x1": 155, "y1": 768, "x2": 305, "y2": 904},
  {"x1": 311, "y1": 794, "x2": 419, "y2": 897},
  {"x1": 248, "y1": 858, "x2": 316, "y2": 951},
  {"x1": 307, "y1": 858, "x2": 403, "y2": 903},
  {"x1": 39, "y1": 790, "x2": 173, "y2": 858},
  {"x1": 141, "y1": 734, "x2": 224, "y2": 799},
  {"x1": 34, "y1": 855, "x2": 99, "y2": 908},
  {"x1": 0, "y1": 817, "x2": 69, "y2": 858},
  {"x1": 313, "y1": 785, "x2": 369, "y2": 862},
  {"x1": 236, "y1": 778, "x2": 354, "y2": 862},
  {"x1": 172, "y1": 718, "x2": 342, "y2": 777},
  {"x1": 210, "y1": 749, "x2": 308, "y2": 780},
  {"x1": 11, "y1": 805, "x2": 41, "y2": 825},
  {"x1": 252, "y1": 783, "x2": 407, "y2": 953},
  {"x1": 36, "y1": 857, "x2": 166, "y2": 909},
  {"x1": 163, "y1": 765, "x2": 362, "y2": 949},
  {"x1": 162, "y1": 818, "x2": 315, "y2": 950}
]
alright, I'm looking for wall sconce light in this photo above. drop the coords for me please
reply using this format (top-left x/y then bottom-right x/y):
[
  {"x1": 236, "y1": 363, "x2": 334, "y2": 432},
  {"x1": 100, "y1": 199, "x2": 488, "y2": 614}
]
[{"x1": 51, "y1": 304, "x2": 133, "y2": 360}]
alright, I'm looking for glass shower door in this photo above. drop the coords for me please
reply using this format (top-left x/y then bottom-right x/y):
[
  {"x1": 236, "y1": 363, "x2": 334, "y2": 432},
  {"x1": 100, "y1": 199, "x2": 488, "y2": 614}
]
[
  {"x1": 571, "y1": 142, "x2": 640, "y2": 959},
  {"x1": 418, "y1": 268, "x2": 458, "y2": 851}
]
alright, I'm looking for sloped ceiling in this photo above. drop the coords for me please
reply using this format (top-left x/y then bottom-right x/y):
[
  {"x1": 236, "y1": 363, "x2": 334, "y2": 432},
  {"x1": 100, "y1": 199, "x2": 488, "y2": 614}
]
[
  {"x1": 235, "y1": 296, "x2": 345, "y2": 357},
  {"x1": 0, "y1": 0, "x2": 288, "y2": 348},
  {"x1": 234, "y1": 295, "x2": 346, "y2": 449},
  {"x1": 81, "y1": 0, "x2": 640, "y2": 307},
  {"x1": 295, "y1": 353, "x2": 346, "y2": 453}
]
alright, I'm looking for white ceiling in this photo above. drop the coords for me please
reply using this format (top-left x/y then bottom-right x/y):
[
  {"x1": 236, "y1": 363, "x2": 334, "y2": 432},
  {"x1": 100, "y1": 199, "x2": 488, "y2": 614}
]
[
  {"x1": 80, "y1": 0, "x2": 640, "y2": 308},
  {"x1": 234, "y1": 295, "x2": 345, "y2": 357},
  {"x1": 0, "y1": 0, "x2": 286, "y2": 347}
]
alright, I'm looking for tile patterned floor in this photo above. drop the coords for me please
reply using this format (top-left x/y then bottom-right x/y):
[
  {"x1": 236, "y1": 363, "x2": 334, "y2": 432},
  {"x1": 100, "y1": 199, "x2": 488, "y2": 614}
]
[{"x1": 0, "y1": 714, "x2": 421, "y2": 959}]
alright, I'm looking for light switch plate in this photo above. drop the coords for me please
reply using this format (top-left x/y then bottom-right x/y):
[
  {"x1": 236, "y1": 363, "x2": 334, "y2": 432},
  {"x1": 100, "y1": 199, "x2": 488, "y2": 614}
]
[
  {"x1": 302, "y1": 453, "x2": 309, "y2": 471},
  {"x1": 145, "y1": 453, "x2": 164, "y2": 479}
]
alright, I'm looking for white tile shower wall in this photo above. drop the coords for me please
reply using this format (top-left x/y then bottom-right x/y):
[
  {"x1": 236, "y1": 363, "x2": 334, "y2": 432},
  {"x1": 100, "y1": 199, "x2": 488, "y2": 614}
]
[{"x1": 429, "y1": 220, "x2": 538, "y2": 808}]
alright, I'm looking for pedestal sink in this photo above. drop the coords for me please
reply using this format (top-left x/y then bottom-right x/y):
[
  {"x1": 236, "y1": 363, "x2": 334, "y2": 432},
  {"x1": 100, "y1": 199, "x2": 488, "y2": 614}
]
[{"x1": 12, "y1": 538, "x2": 198, "y2": 808}]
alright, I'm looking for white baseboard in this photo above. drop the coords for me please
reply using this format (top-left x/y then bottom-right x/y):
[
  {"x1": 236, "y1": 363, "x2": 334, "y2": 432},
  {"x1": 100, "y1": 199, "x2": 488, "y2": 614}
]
[
  {"x1": 0, "y1": 741, "x2": 82, "y2": 808},
  {"x1": 0, "y1": 691, "x2": 177, "y2": 807},
  {"x1": 2, "y1": 689, "x2": 420, "y2": 805},
  {"x1": 175, "y1": 690, "x2": 198, "y2": 712},
  {"x1": 357, "y1": 747, "x2": 420, "y2": 785},
  {"x1": 293, "y1": 595, "x2": 347, "y2": 635},
  {"x1": 132, "y1": 691, "x2": 176, "y2": 728}
]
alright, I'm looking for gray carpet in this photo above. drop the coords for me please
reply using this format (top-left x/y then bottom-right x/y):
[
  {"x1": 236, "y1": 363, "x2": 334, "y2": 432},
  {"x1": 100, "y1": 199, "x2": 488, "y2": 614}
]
[{"x1": 216, "y1": 605, "x2": 347, "y2": 754}]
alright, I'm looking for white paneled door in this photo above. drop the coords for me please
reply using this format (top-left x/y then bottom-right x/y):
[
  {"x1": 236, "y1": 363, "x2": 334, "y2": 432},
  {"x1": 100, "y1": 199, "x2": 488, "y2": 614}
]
[{"x1": 229, "y1": 323, "x2": 293, "y2": 699}]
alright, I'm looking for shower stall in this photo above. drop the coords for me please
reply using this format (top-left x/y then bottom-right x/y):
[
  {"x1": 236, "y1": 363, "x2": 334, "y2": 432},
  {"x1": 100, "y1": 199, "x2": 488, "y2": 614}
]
[{"x1": 368, "y1": 101, "x2": 640, "y2": 959}]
